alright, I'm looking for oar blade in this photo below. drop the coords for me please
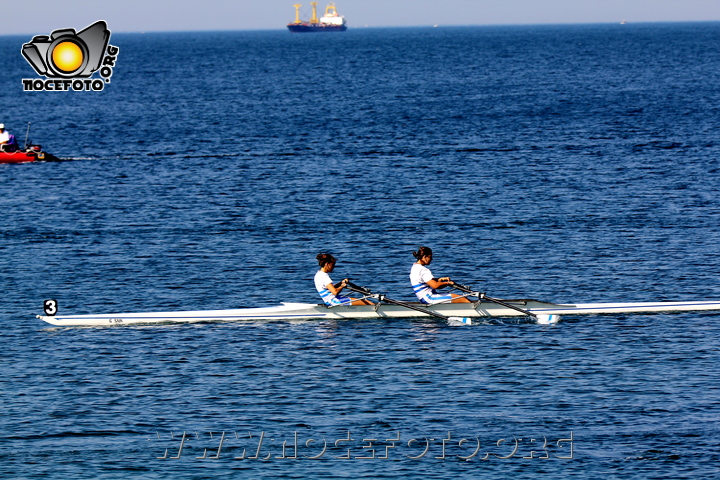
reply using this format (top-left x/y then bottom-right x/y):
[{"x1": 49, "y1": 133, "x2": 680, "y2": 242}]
[
  {"x1": 535, "y1": 314, "x2": 561, "y2": 325},
  {"x1": 447, "y1": 317, "x2": 472, "y2": 326}
]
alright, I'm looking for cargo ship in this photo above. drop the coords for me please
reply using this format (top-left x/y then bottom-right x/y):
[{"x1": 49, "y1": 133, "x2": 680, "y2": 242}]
[{"x1": 287, "y1": 3, "x2": 347, "y2": 32}]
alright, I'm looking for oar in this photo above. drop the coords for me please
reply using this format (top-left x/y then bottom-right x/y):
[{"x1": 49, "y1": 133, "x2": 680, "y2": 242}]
[
  {"x1": 452, "y1": 283, "x2": 560, "y2": 325},
  {"x1": 346, "y1": 282, "x2": 472, "y2": 325}
]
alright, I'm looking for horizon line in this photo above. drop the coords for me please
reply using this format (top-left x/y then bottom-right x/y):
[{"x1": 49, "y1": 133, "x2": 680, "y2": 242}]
[{"x1": 2, "y1": 19, "x2": 719, "y2": 38}]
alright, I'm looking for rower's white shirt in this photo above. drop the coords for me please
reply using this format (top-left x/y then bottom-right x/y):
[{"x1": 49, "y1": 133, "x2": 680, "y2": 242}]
[
  {"x1": 315, "y1": 269, "x2": 355, "y2": 306},
  {"x1": 0, "y1": 131, "x2": 9, "y2": 143},
  {"x1": 410, "y1": 263, "x2": 434, "y2": 301},
  {"x1": 314, "y1": 270, "x2": 333, "y2": 292}
]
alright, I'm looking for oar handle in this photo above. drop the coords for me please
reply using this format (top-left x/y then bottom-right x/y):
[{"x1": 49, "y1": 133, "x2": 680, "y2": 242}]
[
  {"x1": 452, "y1": 283, "x2": 476, "y2": 294},
  {"x1": 346, "y1": 282, "x2": 372, "y2": 295}
]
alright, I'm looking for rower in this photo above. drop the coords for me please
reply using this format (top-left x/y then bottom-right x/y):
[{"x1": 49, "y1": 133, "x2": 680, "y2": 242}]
[
  {"x1": 410, "y1": 246, "x2": 471, "y2": 304},
  {"x1": 0, "y1": 124, "x2": 16, "y2": 152},
  {"x1": 314, "y1": 253, "x2": 374, "y2": 306}
]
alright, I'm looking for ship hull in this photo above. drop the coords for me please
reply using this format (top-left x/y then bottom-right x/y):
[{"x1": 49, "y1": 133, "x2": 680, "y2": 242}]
[{"x1": 287, "y1": 24, "x2": 347, "y2": 32}]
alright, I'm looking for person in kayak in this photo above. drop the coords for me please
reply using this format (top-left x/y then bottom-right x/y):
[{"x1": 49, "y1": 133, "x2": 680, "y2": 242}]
[
  {"x1": 0, "y1": 124, "x2": 18, "y2": 152},
  {"x1": 0, "y1": 124, "x2": 8, "y2": 144},
  {"x1": 315, "y1": 253, "x2": 373, "y2": 306},
  {"x1": 410, "y1": 246, "x2": 470, "y2": 304},
  {"x1": 0, "y1": 124, "x2": 10, "y2": 149}
]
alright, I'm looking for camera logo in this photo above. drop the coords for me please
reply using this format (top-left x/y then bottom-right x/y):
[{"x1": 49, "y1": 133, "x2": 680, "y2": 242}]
[{"x1": 22, "y1": 21, "x2": 119, "y2": 92}]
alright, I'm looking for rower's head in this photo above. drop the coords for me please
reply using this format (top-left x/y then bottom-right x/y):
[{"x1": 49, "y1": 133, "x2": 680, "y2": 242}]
[
  {"x1": 0, "y1": 124, "x2": 4, "y2": 131},
  {"x1": 413, "y1": 246, "x2": 433, "y2": 265},
  {"x1": 316, "y1": 253, "x2": 337, "y2": 272}
]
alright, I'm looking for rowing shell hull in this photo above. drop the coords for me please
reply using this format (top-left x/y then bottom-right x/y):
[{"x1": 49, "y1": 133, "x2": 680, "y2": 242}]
[{"x1": 36, "y1": 299, "x2": 720, "y2": 327}]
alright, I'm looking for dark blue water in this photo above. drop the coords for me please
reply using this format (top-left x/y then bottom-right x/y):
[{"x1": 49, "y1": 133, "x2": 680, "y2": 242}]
[{"x1": 2, "y1": 23, "x2": 720, "y2": 478}]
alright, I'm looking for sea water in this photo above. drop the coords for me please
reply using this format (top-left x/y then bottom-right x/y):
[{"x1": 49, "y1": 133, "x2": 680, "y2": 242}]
[{"x1": 2, "y1": 23, "x2": 720, "y2": 478}]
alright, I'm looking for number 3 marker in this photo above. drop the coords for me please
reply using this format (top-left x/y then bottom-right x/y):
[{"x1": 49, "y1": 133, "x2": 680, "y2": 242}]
[{"x1": 43, "y1": 299, "x2": 58, "y2": 316}]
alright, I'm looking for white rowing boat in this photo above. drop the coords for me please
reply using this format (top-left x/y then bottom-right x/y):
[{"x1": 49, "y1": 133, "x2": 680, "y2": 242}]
[{"x1": 36, "y1": 298, "x2": 720, "y2": 327}]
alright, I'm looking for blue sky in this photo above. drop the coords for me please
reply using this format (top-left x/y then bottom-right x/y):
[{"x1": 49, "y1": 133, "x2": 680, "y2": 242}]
[{"x1": 5, "y1": 0, "x2": 720, "y2": 35}]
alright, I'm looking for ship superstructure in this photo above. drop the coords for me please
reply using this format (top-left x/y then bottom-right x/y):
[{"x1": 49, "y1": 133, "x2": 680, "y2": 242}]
[{"x1": 287, "y1": 3, "x2": 348, "y2": 32}]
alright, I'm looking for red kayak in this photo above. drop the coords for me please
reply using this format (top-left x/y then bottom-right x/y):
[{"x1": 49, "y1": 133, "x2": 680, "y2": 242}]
[{"x1": 0, "y1": 145, "x2": 58, "y2": 164}]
